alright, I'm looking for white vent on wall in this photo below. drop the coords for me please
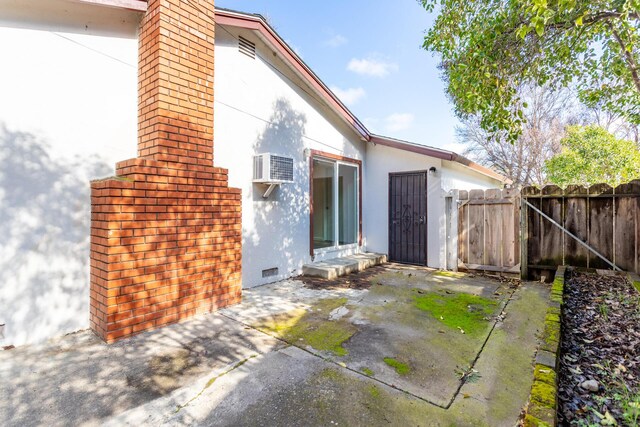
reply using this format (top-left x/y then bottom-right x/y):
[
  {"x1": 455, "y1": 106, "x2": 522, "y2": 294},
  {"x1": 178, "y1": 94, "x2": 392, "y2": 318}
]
[
  {"x1": 253, "y1": 153, "x2": 294, "y2": 183},
  {"x1": 262, "y1": 267, "x2": 279, "y2": 278},
  {"x1": 239, "y1": 36, "x2": 256, "y2": 59}
]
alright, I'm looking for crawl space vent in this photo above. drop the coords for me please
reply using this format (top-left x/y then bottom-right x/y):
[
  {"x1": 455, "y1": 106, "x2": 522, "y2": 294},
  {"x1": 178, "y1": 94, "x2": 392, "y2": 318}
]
[
  {"x1": 238, "y1": 36, "x2": 256, "y2": 59},
  {"x1": 262, "y1": 267, "x2": 279, "y2": 278}
]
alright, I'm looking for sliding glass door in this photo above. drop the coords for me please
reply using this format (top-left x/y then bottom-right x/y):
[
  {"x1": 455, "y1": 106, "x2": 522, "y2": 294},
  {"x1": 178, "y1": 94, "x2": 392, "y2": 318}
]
[
  {"x1": 312, "y1": 156, "x2": 359, "y2": 251},
  {"x1": 338, "y1": 164, "x2": 358, "y2": 245},
  {"x1": 312, "y1": 159, "x2": 335, "y2": 249}
]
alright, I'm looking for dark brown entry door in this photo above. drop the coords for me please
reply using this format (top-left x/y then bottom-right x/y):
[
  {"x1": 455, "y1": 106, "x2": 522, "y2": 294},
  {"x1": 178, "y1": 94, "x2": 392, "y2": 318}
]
[{"x1": 389, "y1": 172, "x2": 428, "y2": 265}]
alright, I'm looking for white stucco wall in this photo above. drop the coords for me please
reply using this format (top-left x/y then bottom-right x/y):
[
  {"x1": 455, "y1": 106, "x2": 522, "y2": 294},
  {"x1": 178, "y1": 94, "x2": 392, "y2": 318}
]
[
  {"x1": 0, "y1": 21, "x2": 505, "y2": 347},
  {"x1": 364, "y1": 144, "x2": 503, "y2": 269},
  {"x1": 213, "y1": 25, "x2": 367, "y2": 288},
  {"x1": 364, "y1": 144, "x2": 443, "y2": 267},
  {"x1": 0, "y1": 27, "x2": 138, "y2": 347},
  {"x1": 441, "y1": 160, "x2": 503, "y2": 192}
]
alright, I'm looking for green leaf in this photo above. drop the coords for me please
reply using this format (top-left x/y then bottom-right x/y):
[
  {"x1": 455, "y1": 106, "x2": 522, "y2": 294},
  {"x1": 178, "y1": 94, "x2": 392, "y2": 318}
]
[{"x1": 419, "y1": 0, "x2": 640, "y2": 143}]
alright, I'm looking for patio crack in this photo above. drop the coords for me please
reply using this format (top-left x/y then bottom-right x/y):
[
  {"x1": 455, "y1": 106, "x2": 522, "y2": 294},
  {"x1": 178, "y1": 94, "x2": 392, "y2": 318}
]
[
  {"x1": 442, "y1": 283, "x2": 519, "y2": 409},
  {"x1": 219, "y1": 283, "x2": 519, "y2": 411}
]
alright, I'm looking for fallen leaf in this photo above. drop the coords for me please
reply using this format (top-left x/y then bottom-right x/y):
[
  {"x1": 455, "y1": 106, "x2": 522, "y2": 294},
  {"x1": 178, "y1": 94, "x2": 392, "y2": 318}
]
[{"x1": 600, "y1": 410, "x2": 617, "y2": 426}]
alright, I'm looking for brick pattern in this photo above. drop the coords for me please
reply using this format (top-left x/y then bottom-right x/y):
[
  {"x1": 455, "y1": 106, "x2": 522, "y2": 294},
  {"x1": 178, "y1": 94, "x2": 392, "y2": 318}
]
[
  {"x1": 89, "y1": 0, "x2": 243, "y2": 343},
  {"x1": 138, "y1": 0, "x2": 215, "y2": 164}
]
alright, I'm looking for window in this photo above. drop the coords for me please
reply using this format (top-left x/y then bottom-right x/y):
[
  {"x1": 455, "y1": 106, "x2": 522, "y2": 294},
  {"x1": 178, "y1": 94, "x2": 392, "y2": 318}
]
[{"x1": 312, "y1": 155, "x2": 360, "y2": 251}]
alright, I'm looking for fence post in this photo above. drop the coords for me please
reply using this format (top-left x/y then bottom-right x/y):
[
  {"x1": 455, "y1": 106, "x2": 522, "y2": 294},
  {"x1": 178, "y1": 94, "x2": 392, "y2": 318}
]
[
  {"x1": 445, "y1": 190, "x2": 459, "y2": 271},
  {"x1": 520, "y1": 195, "x2": 528, "y2": 280}
]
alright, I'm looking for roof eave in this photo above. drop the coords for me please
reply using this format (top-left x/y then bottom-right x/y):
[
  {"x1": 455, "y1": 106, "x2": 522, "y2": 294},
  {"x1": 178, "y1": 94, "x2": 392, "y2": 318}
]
[{"x1": 371, "y1": 134, "x2": 510, "y2": 184}]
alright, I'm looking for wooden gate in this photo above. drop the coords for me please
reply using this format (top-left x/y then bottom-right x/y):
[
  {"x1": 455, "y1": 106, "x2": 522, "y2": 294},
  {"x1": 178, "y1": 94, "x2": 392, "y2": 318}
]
[
  {"x1": 453, "y1": 188, "x2": 520, "y2": 273},
  {"x1": 389, "y1": 171, "x2": 428, "y2": 265}
]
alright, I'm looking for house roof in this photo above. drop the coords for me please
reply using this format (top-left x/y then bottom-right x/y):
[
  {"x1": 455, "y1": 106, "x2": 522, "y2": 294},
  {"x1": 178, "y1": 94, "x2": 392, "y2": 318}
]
[{"x1": 215, "y1": 8, "x2": 510, "y2": 184}]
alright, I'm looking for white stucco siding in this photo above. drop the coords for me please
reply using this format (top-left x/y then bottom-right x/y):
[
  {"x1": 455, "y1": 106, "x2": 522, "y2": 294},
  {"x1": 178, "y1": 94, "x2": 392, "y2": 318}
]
[
  {"x1": 440, "y1": 161, "x2": 503, "y2": 192},
  {"x1": 213, "y1": 25, "x2": 367, "y2": 288},
  {"x1": 364, "y1": 144, "x2": 443, "y2": 268},
  {"x1": 0, "y1": 27, "x2": 138, "y2": 346},
  {"x1": 364, "y1": 144, "x2": 503, "y2": 269}
]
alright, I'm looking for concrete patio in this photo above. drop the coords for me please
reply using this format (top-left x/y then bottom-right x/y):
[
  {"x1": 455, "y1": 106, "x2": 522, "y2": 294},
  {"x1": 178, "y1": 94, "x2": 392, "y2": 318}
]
[{"x1": 0, "y1": 265, "x2": 550, "y2": 426}]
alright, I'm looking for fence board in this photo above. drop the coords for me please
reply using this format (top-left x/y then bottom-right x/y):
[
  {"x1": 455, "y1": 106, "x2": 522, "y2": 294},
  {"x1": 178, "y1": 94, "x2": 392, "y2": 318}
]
[
  {"x1": 468, "y1": 190, "x2": 485, "y2": 265},
  {"x1": 527, "y1": 196, "x2": 543, "y2": 268},
  {"x1": 485, "y1": 189, "x2": 502, "y2": 267},
  {"x1": 614, "y1": 196, "x2": 636, "y2": 272},
  {"x1": 502, "y1": 187, "x2": 518, "y2": 266},
  {"x1": 458, "y1": 191, "x2": 469, "y2": 265},
  {"x1": 563, "y1": 185, "x2": 589, "y2": 267},
  {"x1": 540, "y1": 185, "x2": 564, "y2": 266},
  {"x1": 588, "y1": 184, "x2": 614, "y2": 270}
]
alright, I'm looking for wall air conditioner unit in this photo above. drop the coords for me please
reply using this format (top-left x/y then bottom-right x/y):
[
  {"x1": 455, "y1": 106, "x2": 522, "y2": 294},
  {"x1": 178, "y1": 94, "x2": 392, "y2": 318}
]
[{"x1": 253, "y1": 153, "x2": 294, "y2": 198}]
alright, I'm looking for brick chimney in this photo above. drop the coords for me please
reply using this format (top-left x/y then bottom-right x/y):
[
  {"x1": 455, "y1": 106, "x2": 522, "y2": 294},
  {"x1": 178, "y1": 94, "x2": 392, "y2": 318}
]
[{"x1": 89, "y1": 0, "x2": 242, "y2": 343}]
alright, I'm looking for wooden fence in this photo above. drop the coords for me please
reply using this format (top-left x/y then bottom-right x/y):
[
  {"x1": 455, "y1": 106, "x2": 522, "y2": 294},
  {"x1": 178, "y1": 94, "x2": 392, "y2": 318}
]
[
  {"x1": 522, "y1": 181, "x2": 640, "y2": 279},
  {"x1": 449, "y1": 180, "x2": 640, "y2": 279},
  {"x1": 453, "y1": 188, "x2": 520, "y2": 273}
]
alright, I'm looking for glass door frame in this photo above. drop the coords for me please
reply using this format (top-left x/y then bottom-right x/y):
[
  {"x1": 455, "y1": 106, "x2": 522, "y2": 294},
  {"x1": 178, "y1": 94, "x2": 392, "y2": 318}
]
[{"x1": 309, "y1": 149, "x2": 362, "y2": 256}]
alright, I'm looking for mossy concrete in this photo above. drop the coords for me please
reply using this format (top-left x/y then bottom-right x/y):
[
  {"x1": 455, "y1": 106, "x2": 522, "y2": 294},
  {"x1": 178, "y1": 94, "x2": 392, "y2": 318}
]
[
  {"x1": 533, "y1": 364, "x2": 557, "y2": 386},
  {"x1": 450, "y1": 283, "x2": 550, "y2": 426},
  {"x1": 383, "y1": 357, "x2": 411, "y2": 375},
  {"x1": 360, "y1": 367, "x2": 374, "y2": 376},
  {"x1": 524, "y1": 267, "x2": 564, "y2": 427},
  {"x1": 242, "y1": 269, "x2": 509, "y2": 406},
  {"x1": 531, "y1": 381, "x2": 556, "y2": 407},
  {"x1": 540, "y1": 313, "x2": 561, "y2": 353},
  {"x1": 254, "y1": 297, "x2": 356, "y2": 356},
  {"x1": 413, "y1": 290, "x2": 498, "y2": 336},
  {"x1": 15, "y1": 266, "x2": 551, "y2": 426},
  {"x1": 627, "y1": 272, "x2": 640, "y2": 293},
  {"x1": 524, "y1": 413, "x2": 552, "y2": 427}
]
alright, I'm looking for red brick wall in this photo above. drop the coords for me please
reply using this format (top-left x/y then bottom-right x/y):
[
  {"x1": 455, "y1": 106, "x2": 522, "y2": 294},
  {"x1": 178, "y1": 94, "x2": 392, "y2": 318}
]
[{"x1": 89, "y1": 0, "x2": 242, "y2": 343}]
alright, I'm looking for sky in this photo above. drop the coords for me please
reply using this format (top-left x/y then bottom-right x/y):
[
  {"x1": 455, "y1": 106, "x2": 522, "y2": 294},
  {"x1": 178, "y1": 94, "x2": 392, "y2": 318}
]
[{"x1": 216, "y1": 0, "x2": 463, "y2": 152}]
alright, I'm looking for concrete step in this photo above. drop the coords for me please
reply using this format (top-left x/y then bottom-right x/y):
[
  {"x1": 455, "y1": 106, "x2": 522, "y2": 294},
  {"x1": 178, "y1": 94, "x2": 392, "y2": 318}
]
[{"x1": 302, "y1": 253, "x2": 387, "y2": 280}]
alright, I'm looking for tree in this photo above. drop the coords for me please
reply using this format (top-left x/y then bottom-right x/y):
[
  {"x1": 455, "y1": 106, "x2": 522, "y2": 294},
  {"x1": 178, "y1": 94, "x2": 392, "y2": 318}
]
[
  {"x1": 544, "y1": 125, "x2": 640, "y2": 186},
  {"x1": 421, "y1": 0, "x2": 640, "y2": 142},
  {"x1": 460, "y1": 84, "x2": 576, "y2": 185},
  {"x1": 580, "y1": 102, "x2": 640, "y2": 143}
]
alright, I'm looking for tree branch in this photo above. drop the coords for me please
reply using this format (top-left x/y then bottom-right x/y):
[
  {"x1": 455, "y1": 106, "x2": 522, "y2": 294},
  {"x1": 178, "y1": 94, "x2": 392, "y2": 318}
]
[{"x1": 608, "y1": 23, "x2": 640, "y2": 94}]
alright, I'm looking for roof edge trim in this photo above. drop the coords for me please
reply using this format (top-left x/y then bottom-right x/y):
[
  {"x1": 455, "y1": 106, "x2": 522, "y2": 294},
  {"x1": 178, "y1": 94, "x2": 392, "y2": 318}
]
[{"x1": 371, "y1": 134, "x2": 511, "y2": 184}]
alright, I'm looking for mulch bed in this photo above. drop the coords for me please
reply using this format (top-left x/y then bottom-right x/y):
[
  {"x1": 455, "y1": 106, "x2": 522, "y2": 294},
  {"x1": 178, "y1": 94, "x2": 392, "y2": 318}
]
[{"x1": 558, "y1": 271, "x2": 640, "y2": 426}]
